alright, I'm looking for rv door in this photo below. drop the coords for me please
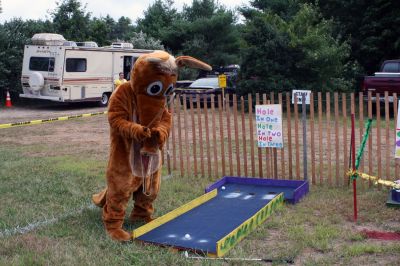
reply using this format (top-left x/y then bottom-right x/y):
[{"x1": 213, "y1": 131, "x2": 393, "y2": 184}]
[
  {"x1": 112, "y1": 53, "x2": 138, "y2": 83},
  {"x1": 123, "y1": 56, "x2": 136, "y2": 80}
]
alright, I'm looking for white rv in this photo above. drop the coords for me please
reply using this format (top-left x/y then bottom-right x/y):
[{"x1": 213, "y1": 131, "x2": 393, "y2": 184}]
[{"x1": 20, "y1": 33, "x2": 153, "y2": 106}]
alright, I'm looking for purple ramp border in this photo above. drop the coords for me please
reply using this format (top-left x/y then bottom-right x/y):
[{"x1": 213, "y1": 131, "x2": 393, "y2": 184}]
[{"x1": 205, "y1": 176, "x2": 309, "y2": 204}]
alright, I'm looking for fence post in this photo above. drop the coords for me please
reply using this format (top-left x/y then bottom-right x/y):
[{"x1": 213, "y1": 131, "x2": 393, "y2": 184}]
[{"x1": 310, "y1": 93, "x2": 316, "y2": 185}]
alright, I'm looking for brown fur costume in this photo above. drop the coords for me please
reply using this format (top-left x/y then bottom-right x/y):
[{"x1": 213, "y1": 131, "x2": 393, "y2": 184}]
[{"x1": 92, "y1": 51, "x2": 211, "y2": 241}]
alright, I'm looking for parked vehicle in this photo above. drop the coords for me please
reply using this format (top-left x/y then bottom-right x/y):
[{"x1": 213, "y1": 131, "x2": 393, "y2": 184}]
[
  {"x1": 197, "y1": 64, "x2": 240, "y2": 88},
  {"x1": 20, "y1": 33, "x2": 153, "y2": 106},
  {"x1": 362, "y1": 60, "x2": 400, "y2": 102},
  {"x1": 175, "y1": 80, "x2": 194, "y2": 89},
  {"x1": 176, "y1": 77, "x2": 234, "y2": 107}
]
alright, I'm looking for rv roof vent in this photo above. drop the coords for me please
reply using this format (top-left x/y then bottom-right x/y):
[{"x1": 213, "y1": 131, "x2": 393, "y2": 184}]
[
  {"x1": 111, "y1": 42, "x2": 133, "y2": 49},
  {"x1": 76, "y1": 41, "x2": 98, "y2": 48},
  {"x1": 31, "y1": 33, "x2": 66, "y2": 46},
  {"x1": 63, "y1": 41, "x2": 77, "y2": 47}
]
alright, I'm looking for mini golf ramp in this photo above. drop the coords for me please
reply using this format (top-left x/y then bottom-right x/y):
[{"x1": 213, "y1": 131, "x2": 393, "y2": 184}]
[{"x1": 132, "y1": 177, "x2": 308, "y2": 257}]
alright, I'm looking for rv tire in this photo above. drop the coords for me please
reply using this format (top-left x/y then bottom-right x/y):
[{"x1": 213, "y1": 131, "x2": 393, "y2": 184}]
[{"x1": 100, "y1": 92, "x2": 110, "y2": 106}]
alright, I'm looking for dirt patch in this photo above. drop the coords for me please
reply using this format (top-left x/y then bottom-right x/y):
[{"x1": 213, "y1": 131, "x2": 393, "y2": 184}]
[
  {"x1": 19, "y1": 234, "x2": 59, "y2": 254},
  {"x1": 0, "y1": 233, "x2": 58, "y2": 257},
  {"x1": 0, "y1": 112, "x2": 110, "y2": 161},
  {"x1": 0, "y1": 102, "x2": 106, "y2": 123}
]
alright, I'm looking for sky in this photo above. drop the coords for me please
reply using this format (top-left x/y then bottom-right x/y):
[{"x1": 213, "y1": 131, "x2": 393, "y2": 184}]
[{"x1": 0, "y1": 0, "x2": 248, "y2": 23}]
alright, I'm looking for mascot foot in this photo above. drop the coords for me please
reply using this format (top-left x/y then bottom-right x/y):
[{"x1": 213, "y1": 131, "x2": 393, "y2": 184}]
[
  {"x1": 130, "y1": 215, "x2": 155, "y2": 224},
  {"x1": 106, "y1": 228, "x2": 132, "y2": 242}
]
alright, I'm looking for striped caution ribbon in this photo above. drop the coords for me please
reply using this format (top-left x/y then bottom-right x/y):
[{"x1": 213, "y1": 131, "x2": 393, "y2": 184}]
[
  {"x1": 0, "y1": 111, "x2": 108, "y2": 129},
  {"x1": 359, "y1": 172, "x2": 400, "y2": 189},
  {"x1": 347, "y1": 170, "x2": 400, "y2": 189}
]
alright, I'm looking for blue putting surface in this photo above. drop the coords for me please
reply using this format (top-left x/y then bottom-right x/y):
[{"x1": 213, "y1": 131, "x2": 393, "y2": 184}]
[{"x1": 137, "y1": 183, "x2": 286, "y2": 253}]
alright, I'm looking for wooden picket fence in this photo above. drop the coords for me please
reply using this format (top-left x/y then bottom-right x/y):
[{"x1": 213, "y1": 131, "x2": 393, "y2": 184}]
[{"x1": 163, "y1": 91, "x2": 400, "y2": 187}]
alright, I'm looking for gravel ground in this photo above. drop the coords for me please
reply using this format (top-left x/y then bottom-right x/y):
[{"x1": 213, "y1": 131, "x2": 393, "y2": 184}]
[{"x1": 0, "y1": 99, "x2": 107, "y2": 123}]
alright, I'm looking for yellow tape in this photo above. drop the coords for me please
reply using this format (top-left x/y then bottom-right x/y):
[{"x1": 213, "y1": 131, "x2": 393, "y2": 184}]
[
  {"x1": 358, "y1": 172, "x2": 400, "y2": 189},
  {"x1": 0, "y1": 111, "x2": 108, "y2": 129},
  {"x1": 132, "y1": 189, "x2": 218, "y2": 239}
]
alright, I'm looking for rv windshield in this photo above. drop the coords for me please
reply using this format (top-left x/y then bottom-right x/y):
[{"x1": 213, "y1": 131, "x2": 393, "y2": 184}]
[{"x1": 29, "y1": 57, "x2": 55, "y2": 72}]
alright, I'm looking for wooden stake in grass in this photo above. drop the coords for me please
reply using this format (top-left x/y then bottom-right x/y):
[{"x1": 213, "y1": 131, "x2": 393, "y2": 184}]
[
  {"x1": 351, "y1": 113, "x2": 357, "y2": 222},
  {"x1": 351, "y1": 118, "x2": 373, "y2": 223}
]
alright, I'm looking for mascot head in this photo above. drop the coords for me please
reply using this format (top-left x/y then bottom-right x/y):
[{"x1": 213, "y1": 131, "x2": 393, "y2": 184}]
[{"x1": 131, "y1": 51, "x2": 211, "y2": 155}]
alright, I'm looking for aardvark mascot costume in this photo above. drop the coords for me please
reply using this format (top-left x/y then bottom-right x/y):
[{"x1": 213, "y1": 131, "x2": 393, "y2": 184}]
[{"x1": 92, "y1": 51, "x2": 211, "y2": 241}]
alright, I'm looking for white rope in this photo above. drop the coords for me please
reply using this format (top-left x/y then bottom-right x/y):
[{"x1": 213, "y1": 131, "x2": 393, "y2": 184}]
[
  {"x1": 183, "y1": 251, "x2": 294, "y2": 264},
  {"x1": 0, "y1": 203, "x2": 96, "y2": 238},
  {"x1": 141, "y1": 155, "x2": 155, "y2": 197}
]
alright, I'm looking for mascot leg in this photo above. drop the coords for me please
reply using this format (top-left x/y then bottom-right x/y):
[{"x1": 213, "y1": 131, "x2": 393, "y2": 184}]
[
  {"x1": 130, "y1": 169, "x2": 161, "y2": 223},
  {"x1": 102, "y1": 175, "x2": 141, "y2": 242}
]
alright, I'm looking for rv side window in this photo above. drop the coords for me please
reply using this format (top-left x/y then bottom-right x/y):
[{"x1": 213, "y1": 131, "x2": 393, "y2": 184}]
[
  {"x1": 66, "y1": 58, "x2": 87, "y2": 72},
  {"x1": 29, "y1": 57, "x2": 55, "y2": 72}
]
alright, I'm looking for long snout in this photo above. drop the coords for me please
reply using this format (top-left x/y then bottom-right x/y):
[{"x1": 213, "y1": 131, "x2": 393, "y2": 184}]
[{"x1": 136, "y1": 94, "x2": 166, "y2": 128}]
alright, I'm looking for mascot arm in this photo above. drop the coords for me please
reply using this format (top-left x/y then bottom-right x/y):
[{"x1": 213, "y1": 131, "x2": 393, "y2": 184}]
[
  {"x1": 151, "y1": 108, "x2": 172, "y2": 148},
  {"x1": 108, "y1": 86, "x2": 151, "y2": 141}
]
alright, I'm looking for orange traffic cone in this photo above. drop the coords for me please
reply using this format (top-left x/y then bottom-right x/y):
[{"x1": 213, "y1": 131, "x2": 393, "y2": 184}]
[{"x1": 5, "y1": 90, "x2": 12, "y2": 107}]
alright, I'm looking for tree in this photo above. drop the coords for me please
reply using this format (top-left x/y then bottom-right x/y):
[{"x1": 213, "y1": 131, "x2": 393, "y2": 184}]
[
  {"x1": 161, "y1": 0, "x2": 241, "y2": 66},
  {"x1": 247, "y1": 0, "x2": 300, "y2": 19},
  {"x1": 281, "y1": 4, "x2": 351, "y2": 89},
  {"x1": 89, "y1": 17, "x2": 113, "y2": 46},
  {"x1": 136, "y1": 0, "x2": 241, "y2": 67},
  {"x1": 239, "y1": 12, "x2": 299, "y2": 94},
  {"x1": 304, "y1": 0, "x2": 400, "y2": 74},
  {"x1": 239, "y1": 1, "x2": 353, "y2": 94},
  {"x1": 0, "y1": 19, "x2": 52, "y2": 96},
  {"x1": 113, "y1": 17, "x2": 136, "y2": 41},
  {"x1": 180, "y1": 10, "x2": 241, "y2": 66},
  {"x1": 51, "y1": 0, "x2": 92, "y2": 41},
  {"x1": 129, "y1": 31, "x2": 164, "y2": 50},
  {"x1": 183, "y1": 0, "x2": 218, "y2": 21},
  {"x1": 136, "y1": 0, "x2": 178, "y2": 40}
]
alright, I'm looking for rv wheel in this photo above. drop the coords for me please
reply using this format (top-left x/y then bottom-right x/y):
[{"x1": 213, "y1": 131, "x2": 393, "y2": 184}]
[{"x1": 100, "y1": 93, "x2": 110, "y2": 106}]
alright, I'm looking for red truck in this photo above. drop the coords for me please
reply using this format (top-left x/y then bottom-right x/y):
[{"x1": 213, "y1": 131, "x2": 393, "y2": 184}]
[{"x1": 362, "y1": 60, "x2": 400, "y2": 102}]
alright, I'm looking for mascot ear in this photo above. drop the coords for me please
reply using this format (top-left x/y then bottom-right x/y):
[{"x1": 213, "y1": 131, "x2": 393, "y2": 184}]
[{"x1": 175, "y1": 56, "x2": 212, "y2": 71}]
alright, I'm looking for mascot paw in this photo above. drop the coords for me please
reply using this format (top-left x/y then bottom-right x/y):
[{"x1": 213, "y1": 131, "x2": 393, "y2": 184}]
[
  {"x1": 133, "y1": 125, "x2": 151, "y2": 141},
  {"x1": 151, "y1": 127, "x2": 167, "y2": 146},
  {"x1": 107, "y1": 228, "x2": 132, "y2": 242}
]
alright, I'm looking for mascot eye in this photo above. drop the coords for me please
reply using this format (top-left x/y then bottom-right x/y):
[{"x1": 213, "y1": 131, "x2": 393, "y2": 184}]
[
  {"x1": 164, "y1": 84, "x2": 174, "y2": 96},
  {"x1": 146, "y1": 81, "x2": 163, "y2": 96}
]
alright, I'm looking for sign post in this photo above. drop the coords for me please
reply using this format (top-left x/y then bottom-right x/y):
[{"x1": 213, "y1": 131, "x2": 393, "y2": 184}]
[
  {"x1": 395, "y1": 100, "x2": 400, "y2": 158},
  {"x1": 218, "y1": 74, "x2": 227, "y2": 109},
  {"x1": 302, "y1": 95, "x2": 308, "y2": 180},
  {"x1": 351, "y1": 113, "x2": 357, "y2": 222}
]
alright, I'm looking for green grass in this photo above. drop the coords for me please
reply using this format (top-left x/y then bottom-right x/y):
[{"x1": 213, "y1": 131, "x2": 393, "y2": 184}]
[
  {"x1": 1, "y1": 120, "x2": 400, "y2": 265},
  {"x1": 0, "y1": 144, "x2": 219, "y2": 265},
  {"x1": 343, "y1": 243, "x2": 400, "y2": 257},
  {"x1": 0, "y1": 146, "x2": 105, "y2": 230}
]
